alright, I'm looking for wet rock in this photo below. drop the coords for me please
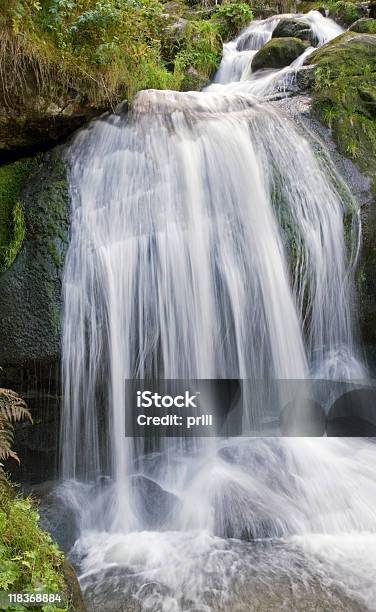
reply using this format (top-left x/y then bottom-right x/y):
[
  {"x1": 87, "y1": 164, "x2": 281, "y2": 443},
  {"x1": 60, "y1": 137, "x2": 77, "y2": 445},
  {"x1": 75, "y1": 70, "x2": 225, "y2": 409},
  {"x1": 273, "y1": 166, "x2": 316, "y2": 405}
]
[
  {"x1": 252, "y1": 37, "x2": 310, "y2": 72},
  {"x1": 280, "y1": 398, "x2": 326, "y2": 436},
  {"x1": 330, "y1": 1, "x2": 364, "y2": 26},
  {"x1": 327, "y1": 388, "x2": 376, "y2": 435},
  {"x1": 1, "y1": 361, "x2": 61, "y2": 483},
  {"x1": 130, "y1": 475, "x2": 180, "y2": 529},
  {"x1": 272, "y1": 18, "x2": 318, "y2": 44},
  {"x1": 62, "y1": 560, "x2": 87, "y2": 612},
  {"x1": 295, "y1": 65, "x2": 316, "y2": 90},
  {"x1": 28, "y1": 481, "x2": 80, "y2": 554},
  {"x1": 349, "y1": 16, "x2": 376, "y2": 31},
  {"x1": 0, "y1": 149, "x2": 70, "y2": 367}
]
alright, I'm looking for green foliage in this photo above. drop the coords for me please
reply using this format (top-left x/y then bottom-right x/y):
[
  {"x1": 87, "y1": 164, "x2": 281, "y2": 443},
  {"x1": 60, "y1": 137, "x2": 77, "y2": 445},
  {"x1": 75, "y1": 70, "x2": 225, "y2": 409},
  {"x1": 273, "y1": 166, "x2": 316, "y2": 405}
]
[
  {"x1": 0, "y1": 483, "x2": 68, "y2": 611},
  {"x1": 213, "y1": 1, "x2": 253, "y2": 40},
  {"x1": 0, "y1": 160, "x2": 34, "y2": 273},
  {"x1": 0, "y1": 388, "x2": 31, "y2": 473},
  {"x1": 174, "y1": 19, "x2": 222, "y2": 89},
  {"x1": 1, "y1": 0, "x2": 251, "y2": 105}
]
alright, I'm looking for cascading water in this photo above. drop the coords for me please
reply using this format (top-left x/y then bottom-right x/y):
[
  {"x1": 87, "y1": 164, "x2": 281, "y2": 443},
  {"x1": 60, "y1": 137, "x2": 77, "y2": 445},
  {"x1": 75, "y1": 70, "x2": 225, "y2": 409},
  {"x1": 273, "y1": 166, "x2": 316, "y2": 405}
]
[{"x1": 58, "y1": 10, "x2": 376, "y2": 611}]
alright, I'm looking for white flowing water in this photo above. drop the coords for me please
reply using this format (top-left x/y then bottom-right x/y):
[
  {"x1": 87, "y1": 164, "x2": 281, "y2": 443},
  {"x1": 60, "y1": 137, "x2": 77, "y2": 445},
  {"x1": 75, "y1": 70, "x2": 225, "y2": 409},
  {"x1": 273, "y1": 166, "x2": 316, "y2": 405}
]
[{"x1": 58, "y1": 10, "x2": 376, "y2": 611}]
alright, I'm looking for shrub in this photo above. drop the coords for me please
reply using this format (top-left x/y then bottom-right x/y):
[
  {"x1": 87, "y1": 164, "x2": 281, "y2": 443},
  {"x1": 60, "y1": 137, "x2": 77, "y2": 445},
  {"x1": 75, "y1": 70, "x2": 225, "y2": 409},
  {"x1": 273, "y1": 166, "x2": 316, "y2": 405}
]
[
  {"x1": 0, "y1": 484, "x2": 68, "y2": 611},
  {"x1": 214, "y1": 1, "x2": 253, "y2": 40}
]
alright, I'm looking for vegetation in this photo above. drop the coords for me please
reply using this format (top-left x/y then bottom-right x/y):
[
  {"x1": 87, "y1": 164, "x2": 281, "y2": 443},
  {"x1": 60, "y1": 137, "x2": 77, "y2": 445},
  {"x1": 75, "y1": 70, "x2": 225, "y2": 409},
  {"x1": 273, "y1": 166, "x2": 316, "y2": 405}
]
[
  {"x1": 0, "y1": 160, "x2": 35, "y2": 273},
  {"x1": 0, "y1": 388, "x2": 31, "y2": 472},
  {"x1": 0, "y1": 0, "x2": 253, "y2": 107},
  {"x1": 0, "y1": 484, "x2": 69, "y2": 611},
  {"x1": 0, "y1": 389, "x2": 68, "y2": 611}
]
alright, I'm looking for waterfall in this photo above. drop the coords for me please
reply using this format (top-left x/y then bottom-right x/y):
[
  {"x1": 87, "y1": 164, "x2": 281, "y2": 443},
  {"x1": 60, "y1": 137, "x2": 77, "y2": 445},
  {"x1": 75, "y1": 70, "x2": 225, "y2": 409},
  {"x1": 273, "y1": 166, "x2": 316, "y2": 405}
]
[{"x1": 59, "y1": 11, "x2": 376, "y2": 611}]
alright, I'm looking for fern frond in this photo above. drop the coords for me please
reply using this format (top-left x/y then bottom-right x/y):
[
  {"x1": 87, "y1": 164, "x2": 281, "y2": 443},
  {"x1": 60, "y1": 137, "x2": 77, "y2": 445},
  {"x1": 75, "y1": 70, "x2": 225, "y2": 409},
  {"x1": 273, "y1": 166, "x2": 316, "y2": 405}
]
[
  {"x1": 0, "y1": 389, "x2": 31, "y2": 466},
  {"x1": 0, "y1": 389, "x2": 32, "y2": 424}
]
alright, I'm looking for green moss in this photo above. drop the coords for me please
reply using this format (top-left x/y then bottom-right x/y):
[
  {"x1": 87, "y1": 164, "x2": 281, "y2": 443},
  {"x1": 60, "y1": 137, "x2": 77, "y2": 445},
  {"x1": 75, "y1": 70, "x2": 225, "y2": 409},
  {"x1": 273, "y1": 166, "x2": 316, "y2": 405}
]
[
  {"x1": 252, "y1": 37, "x2": 309, "y2": 71},
  {"x1": 0, "y1": 159, "x2": 35, "y2": 273},
  {"x1": 308, "y1": 32, "x2": 376, "y2": 176},
  {"x1": 0, "y1": 483, "x2": 68, "y2": 611},
  {"x1": 350, "y1": 18, "x2": 376, "y2": 33},
  {"x1": 331, "y1": 1, "x2": 362, "y2": 26}
]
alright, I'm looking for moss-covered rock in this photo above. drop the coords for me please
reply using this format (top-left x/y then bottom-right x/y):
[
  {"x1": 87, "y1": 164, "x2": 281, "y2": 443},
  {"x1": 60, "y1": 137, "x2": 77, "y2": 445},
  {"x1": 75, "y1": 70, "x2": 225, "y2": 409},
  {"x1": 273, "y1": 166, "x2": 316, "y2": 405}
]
[
  {"x1": 306, "y1": 32, "x2": 376, "y2": 174},
  {"x1": 271, "y1": 18, "x2": 317, "y2": 44},
  {"x1": 349, "y1": 17, "x2": 376, "y2": 32},
  {"x1": 0, "y1": 149, "x2": 70, "y2": 366},
  {"x1": 305, "y1": 32, "x2": 376, "y2": 350},
  {"x1": 330, "y1": 1, "x2": 363, "y2": 26},
  {"x1": 251, "y1": 37, "x2": 309, "y2": 72}
]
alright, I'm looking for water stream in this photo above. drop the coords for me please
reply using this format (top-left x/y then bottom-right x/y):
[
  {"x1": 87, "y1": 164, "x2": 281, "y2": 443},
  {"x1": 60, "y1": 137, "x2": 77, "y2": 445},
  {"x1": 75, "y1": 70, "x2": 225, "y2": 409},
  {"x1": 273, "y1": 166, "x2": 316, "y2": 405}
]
[{"x1": 56, "y1": 11, "x2": 376, "y2": 611}]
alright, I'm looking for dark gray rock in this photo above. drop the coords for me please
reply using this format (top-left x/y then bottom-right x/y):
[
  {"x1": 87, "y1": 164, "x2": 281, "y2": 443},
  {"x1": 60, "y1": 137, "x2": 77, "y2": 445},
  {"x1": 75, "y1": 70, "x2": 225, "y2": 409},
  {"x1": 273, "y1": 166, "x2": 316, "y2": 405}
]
[
  {"x1": 130, "y1": 475, "x2": 181, "y2": 529},
  {"x1": 295, "y1": 65, "x2": 316, "y2": 90},
  {"x1": 272, "y1": 18, "x2": 318, "y2": 44},
  {"x1": 0, "y1": 148, "x2": 70, "y2": 367},
  {"x1": 252, "y1": 37, "x2": 310, "y2": 72},
  {"x1": 280, "y1": 398, "x2": 326, "y2": 436}
]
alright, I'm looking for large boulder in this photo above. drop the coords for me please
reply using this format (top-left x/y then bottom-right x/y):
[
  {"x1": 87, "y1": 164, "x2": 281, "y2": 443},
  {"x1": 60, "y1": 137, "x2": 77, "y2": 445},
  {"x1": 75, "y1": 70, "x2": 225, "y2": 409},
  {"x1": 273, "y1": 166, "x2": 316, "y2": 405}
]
[
  {"x1": 349, "y1": 16, "x2": 376, "y2": 32},
  {"x1": 306, "y1": 33, "x2": 376, "y2": 357},
  {"x1": 251, "y1": 37, "x2": 309, "y2": 72},
  {"x1": 330, "y1": 1, "x2": 364, "y2": 26},
  {"x1": 0, "y1": 149, "x2": 70, "y2": 367},
  {"x1": 272, "y1": 18, "x2": 317, "y2": 44},
  {"x1": 306, "y1": 33, "x2": 376, "y2": 173}
]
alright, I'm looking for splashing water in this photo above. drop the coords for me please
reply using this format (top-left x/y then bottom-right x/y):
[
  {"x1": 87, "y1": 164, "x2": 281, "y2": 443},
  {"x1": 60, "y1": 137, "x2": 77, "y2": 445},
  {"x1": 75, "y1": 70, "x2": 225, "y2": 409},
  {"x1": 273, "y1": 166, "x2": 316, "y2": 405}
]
[{"x1": 58, "y1": 10, "x2": 376, "y2": 611}]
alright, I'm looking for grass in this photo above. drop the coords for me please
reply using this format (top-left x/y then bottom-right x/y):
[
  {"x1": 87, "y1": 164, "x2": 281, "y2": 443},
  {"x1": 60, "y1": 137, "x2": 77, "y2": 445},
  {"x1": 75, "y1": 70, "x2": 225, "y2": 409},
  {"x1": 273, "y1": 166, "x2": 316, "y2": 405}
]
[{"x1": 0, "y1": 1, "x2": 253, "y2": 109}]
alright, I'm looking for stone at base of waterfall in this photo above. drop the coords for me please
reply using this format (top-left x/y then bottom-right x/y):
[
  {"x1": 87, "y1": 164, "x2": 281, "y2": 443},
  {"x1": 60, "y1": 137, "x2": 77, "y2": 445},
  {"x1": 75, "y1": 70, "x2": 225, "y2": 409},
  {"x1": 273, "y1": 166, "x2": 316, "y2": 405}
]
[
  {"x1": 130, "y1": 475, "x2": 180, "y2": 529},
  {"x1": 217, "y1": 439, "x2": 294, "y2": 495},
  {"x1": 296, "y1": 65, "x2": 316, "y2": 91},
  {"x1": 79, "y1": 543, "x2": 365, "y2": 612},
  {"x1": 251, "y1": 38, "x2": 310, "y2": 72},
  {"x1": 280, "y1": 398, "x2": 326, "y2": 436},
  {"x1": 272, "y1": 18, "x2": 318, "y2": 45},
  {"x1": 349, "y1": 17, "x2": 376, "y2": 32},
  {"x1": 214, "y1": 441, "x2": 292, "y2": 540},
  {"x1": 26, "y1": 481, "x2": 80, "y2": 554},
  {"x1": 327, "y1": 388, "x2": 376, "y2": 435}
]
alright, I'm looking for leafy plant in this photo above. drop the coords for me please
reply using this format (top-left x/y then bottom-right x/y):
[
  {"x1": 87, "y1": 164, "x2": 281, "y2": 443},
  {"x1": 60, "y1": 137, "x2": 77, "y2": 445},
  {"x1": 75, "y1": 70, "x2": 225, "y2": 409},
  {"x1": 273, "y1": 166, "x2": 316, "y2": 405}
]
[
  {"x1": 0, "y1": 388, "x2": 32, "y2": 471},
  {"x1": 214, "y1": 1, "x2": 252, "y2": 40}
]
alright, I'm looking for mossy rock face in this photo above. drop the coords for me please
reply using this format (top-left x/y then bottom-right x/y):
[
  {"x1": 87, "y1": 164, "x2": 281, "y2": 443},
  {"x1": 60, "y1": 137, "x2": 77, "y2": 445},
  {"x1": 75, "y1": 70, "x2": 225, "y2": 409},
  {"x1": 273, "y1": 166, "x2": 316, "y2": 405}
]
[
  {"x1": 330, "y1": 1, "x2": 364, "y2": 26},
  {"x1": 0, "y1": 149, "x2": 70, "y2": 366},
  {"x1": 306, "y1": 31, "x2": 376, "y2": 350},
  {"x1": 271, "y1": 18, "x2": 317, "y2": 44},
  {"x1": 251, "y1": 37, "x2": 309, "y2": 72},
  {"x1": 349, "y1": 17, "x2": 376, "y2": 32},
  {"x1": 306, "y1": 32, "x2": 376, "y2": 174}
]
